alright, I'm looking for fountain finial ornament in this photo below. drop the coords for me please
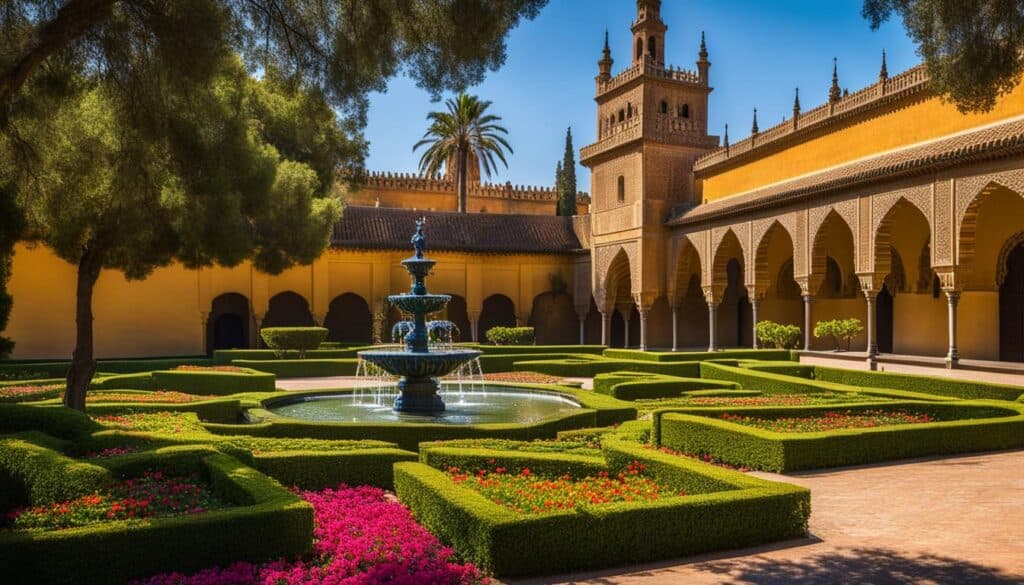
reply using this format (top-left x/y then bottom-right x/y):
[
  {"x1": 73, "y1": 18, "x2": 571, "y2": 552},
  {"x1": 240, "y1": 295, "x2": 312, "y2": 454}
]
[{"x1": 412, "y1": 217, "x2": 427, "y2": 259}]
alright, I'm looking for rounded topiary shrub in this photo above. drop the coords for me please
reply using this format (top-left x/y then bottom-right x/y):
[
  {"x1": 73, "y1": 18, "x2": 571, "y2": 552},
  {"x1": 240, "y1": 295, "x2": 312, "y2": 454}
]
[
  {"x1": 485, "y1": 326, "x2": 534, "y2": 346},
  {"x1": 260, "y1": 327, "x2": 329, "y2": 358}
]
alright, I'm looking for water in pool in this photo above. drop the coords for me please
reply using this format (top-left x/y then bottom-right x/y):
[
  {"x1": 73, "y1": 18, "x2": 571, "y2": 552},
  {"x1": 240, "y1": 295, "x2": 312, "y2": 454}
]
[{"x1": 268, "y1": 385, "x2": 581, "y2": 425}]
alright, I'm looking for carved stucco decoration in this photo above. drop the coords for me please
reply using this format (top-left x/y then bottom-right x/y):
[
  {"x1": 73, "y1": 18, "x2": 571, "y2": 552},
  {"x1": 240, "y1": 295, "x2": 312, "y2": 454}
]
[
  {"x1": 667, "y1": 232, "x2": 704, "y2": 304},
  {"x1": 996, "y1": 231, "x2": 1024, "y2": 287},
  {"x1": 807, "y1": 201, "x2": 858, "y2": 292},
  {"x1": 956, "y1": 172, "x2": 1024, "y2": 274},
  {"x1": 751, "y1": 216, "x2": 798, "y2": 292},
  {"x1": 870, "y1": 188, "x2": 933, "y2": 276},
  {"x1": 932, "y1": 179, "x2": 954, "y2": 266},
  {"x1": 593, "y1": 241, "x2": 641, "y2": 310},
  {"x1": 710, "y1": 225, "x2": 748, "y2": 285}
]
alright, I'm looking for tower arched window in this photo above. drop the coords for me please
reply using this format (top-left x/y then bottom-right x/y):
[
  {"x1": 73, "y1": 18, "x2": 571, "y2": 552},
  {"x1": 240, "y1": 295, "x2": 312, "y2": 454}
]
[
  {"x1": 680, "y1": 104, "x2": 690, "y2": 118},
  {"x1": 649, "y1": 37, "x2": 657, "y2": 59},
  {"x1": 626, "y1": 103, "x2": 633, "y2": 118},
  {"x1": 617, "y1": 176, "x2": 625, "y2": 202},
  {"x1": 618, "y1": 109, "x2": 625, "y2": 123},
  {"x1": 636, "y1": 38, "x2": 644, "y2": 60},
  {"x1": 659, "y1": 100, "x2": 668, "y2": 114}
]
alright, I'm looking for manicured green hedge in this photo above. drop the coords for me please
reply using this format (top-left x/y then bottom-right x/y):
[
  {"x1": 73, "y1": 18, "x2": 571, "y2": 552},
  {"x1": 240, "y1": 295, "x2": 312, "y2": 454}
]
[
  {"x1": 213, "y1": 347, "x2": 367, "y2": 364},
  {"x1": 0, "y1": 358, "x2": 213, "y2": 379},
  {"x1": 245, "y1": 448, "x2": 417, "y2": 490},
  {"x1": 151, "y1": 368, "x2": 276, "y2": 395},
  {"x1": 477, "y1": 353, "x2": 579, "y2": 373},
  {"x1": 0, "y1": 403, "x2": 100, "y2": 440},
  {"x1": 738, "y1": 362, "x2": 816, "y2": 378},
  {"x1": 477, "y1": 345, "x2": 606, "y2": 356},
  {"x1": 0, "y1": 449, "x2": 314, "y2": 585},
  {"x1": 81, "y1": 396, "x2": 242, "y2": 424},
  {"x1": 395, "y1": 438, "x2": 809, "y2": 576},
  {"x1": 812, "y1": 366, "x2": 1024, "y2": 401},
  {"x1": 260, "y1": 327, "x2": 329, "y2": 358},
  {"x1": 514, "y1": 357, "x2": 702, "y2": 378},
  {"x1": 699, "y1": 362, "x2": 955, "y2": 402},
  {"x1": 592, "y1": 372, "x2": 740, "y2": 400},
  {"x1": 601, "y1": 349, "x2": 794, "y2": 363},
  {"x1": 0, "y1": 433, "x2": 111, "y2": 504},
  {"x1": 230, "y1": 358, "x2": 358, "y2": 378},
  {"x1": 89, "y1": 372, "x2": 159, "y2": 390},
  {"x1": 485, "y1": 326, "x2": 535, "y2": 345},
  {"x1": 655, "y1": 401, "x2": 1024, "y2": 472}
]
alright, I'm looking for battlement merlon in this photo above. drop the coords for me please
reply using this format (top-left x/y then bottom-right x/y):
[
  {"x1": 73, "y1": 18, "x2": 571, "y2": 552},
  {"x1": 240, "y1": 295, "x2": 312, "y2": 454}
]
[
  {"x1": 596, "y1": 55, "x2": 709, "y2": 97},
  {"x1": 357, "y1": 171, "x2": 591, "y2": 204}
]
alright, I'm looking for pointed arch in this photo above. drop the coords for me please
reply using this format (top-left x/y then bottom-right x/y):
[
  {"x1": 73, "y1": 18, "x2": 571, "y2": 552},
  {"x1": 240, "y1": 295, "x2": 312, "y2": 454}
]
[
  {"x1": 874, "y1": 197, "x2": 931, "y2": 279},
  {"x1": 959, "y1": 181, "x2": 1024, "y2": 283},
  {"x1": 753, "y1": 221, "x2": 795, "y2": 292},
  {"x1": 810, "y1": 210, "x2": 857, "y2": 296},
  {"x1": 712, "y1": 229, "x2": 745, "y2": 288}
]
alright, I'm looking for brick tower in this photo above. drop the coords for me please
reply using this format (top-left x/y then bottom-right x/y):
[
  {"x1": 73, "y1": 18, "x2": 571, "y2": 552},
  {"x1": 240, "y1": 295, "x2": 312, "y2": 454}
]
[{"x1": 581, "y1": 0, "x2": 719, "y2": 349}]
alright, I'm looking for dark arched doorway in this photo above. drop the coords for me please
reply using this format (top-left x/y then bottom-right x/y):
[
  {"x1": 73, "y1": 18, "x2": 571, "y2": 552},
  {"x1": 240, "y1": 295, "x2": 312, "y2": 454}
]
[
  {"x1": 263, "y1": 292, "x2": 314, "y2": 328},
  {"x1": 207, "y1": 293, "x2": 249, "y2": 353},
  {"x1": 877, "y1": 285, "x2": 894, "y2": 354},
  {"x1": 529, "y1": 292, "x2": 577, "y2": 345},
  {"x1": 479, "y1": 295, "x2": 516, "y2": 342},
  {"x1": 324, "y1": 293, "x2": 372, "y2": 344},
  {"x1": 1000, "y1": 241, "x2": 1024, "y2": 362},
  {"x1": 720, "y1": 258, "x2": 752, "y2": 347}
]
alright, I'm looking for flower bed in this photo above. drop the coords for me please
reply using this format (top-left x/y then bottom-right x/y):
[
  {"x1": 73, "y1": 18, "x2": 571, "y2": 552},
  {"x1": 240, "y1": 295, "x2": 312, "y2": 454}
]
[
  {"x1": 93, "y1": 412, "x2": 208, "y2": 435},
  {"x1": 481, "y1": 372, "x2": 565, "y2": 384},
  {"x1": 173, "y1": 365, "x2": 246, "y2": 373},
  {"x1": 448, "y1": 461, "x2": 683, "y2": 515},
  {"x1": 632, "y1": 392, "x2": 879, "y2": 415},
  {"x1": 134, "y1": 485, "x2": 486, "y2": 585},
  {"x1": 88, "y1": 391, "x2": 217, "y2": 404},
  {"x1": 0, "y1": 384, "x2": 63, "y2": 403},
  {"x1": 83, "y1": 446, "x2": 137, "y2": 459},
  {"x1": 8, "y1": 471, "x2": 227, "y2": 531},
  {"x1": 719, "y1": 409, "x2": 934, "y2": 433},
  {"x1": 654, "y1": 401, "x2": 1024, "y2": 472}
]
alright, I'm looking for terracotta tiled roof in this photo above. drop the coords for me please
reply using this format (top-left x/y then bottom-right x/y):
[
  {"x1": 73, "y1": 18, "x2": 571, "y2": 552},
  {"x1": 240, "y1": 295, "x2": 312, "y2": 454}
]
[
  {"x1": 332, "y1": 206, "x2": 585, "y2": 254},
  {"x1": 668, "y1": 117, "x2": 1024, "y2": 227}
]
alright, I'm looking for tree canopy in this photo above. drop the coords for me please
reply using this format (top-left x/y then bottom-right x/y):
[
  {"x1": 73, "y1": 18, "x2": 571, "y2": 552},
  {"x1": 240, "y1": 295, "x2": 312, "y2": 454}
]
[
  {"x1": 556, "y1": 127, "x2": 577, "y2": 217},
  {"x1": 863, "y1": 0, "x2": 1024, "y2": 113}
]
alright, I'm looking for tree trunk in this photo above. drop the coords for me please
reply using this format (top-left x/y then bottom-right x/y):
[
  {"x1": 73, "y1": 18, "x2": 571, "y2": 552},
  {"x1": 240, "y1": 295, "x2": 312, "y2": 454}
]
[
  {"x1": 64, "y1": 245, "x2": 103, "y2": 411},
  {"x1": 457, "y1": 147, "x2": 468, "y2": 213}
]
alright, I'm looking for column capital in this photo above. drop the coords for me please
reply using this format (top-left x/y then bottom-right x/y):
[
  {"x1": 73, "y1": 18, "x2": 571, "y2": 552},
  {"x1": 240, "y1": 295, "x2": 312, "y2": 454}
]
[
  {"x1": 632, "y1": 291, "x2": 657, "y2": 312},
  {"x1": 745, "y1": 285, "x2": 766, "y2": 302},
  {"x1": 933, "y1": 266, "x2": 962, "y2": 292},
  {"x1": 702, "y1": 284, "x2": 725, "y2": 305},
  {"x1": 856, "y1": 272, "x2": 884, "y2": 295}
]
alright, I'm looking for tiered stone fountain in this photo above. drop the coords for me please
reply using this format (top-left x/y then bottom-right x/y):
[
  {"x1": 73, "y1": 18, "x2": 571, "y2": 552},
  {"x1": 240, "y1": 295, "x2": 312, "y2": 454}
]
[{"x1": 358, "y1": 220, "x2": 481, "y2": 413}]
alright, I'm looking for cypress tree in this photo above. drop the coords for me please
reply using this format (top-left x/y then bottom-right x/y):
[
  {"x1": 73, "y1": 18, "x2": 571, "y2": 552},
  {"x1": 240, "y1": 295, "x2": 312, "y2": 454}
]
[{"x1": 557, "y1": 127, "x2": 577, "y2": 216}]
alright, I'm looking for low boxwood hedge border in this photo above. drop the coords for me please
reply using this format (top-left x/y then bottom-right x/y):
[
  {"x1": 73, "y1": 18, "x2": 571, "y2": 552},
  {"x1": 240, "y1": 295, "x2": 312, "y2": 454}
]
[
  {"x1": 812, "y1": 366, "x2": 1024, "y2": 401},
  {"x1": 592, "y1": 372, "x2": 741, "y2": 400},
  {"x1": 151, "y1": 369, "x2": 276, "y2": 394},
  {"x1": 212, "y1": 348, "x2": 367, "y2": 364},
  {"x1": 0, "y1": 445, "x2": 313, "y2": 585},
  {"x1": 513, "y1": 356, "x2": 703, "y2": 378},
  {"x1": 394, "y1": 437, "x2": 809, "y2": 577},
  {"x1": 653, "y1": 400, "x2": 1024, "y2": 472},
  {"x1": 601, "y1": 348, "x2": 794, "y2": 363},
  {"x1": 0, "y1": 358, "x2": 213, "y2": 379},
  {"x1": 230, "y1": 359, "x2": 358, "y2": 378}
]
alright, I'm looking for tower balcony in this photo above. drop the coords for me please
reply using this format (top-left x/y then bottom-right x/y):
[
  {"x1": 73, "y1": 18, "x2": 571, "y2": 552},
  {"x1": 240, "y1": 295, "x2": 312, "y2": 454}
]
[{"x1": 596, "y1": 55, "x2": 704, "y2": 96}]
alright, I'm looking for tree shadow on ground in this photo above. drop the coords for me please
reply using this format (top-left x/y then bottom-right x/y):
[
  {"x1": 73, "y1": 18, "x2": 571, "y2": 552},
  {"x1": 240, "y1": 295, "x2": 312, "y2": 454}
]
[{"x1": 686, "y1": 546, "x2": 1019, "y2": 584}]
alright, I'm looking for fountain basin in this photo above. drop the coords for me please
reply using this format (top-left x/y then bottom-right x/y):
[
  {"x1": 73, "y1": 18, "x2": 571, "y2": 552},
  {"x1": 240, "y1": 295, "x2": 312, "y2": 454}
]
[
  {"x1": 357, "y1": 348, "x2": 481, "y2": 379},
  {"x1": 266, "y1": 385, "x2": 582, "y2": 425},
  {"x1": 388, "y1": 293, "x2": 451, "y2": 316}
]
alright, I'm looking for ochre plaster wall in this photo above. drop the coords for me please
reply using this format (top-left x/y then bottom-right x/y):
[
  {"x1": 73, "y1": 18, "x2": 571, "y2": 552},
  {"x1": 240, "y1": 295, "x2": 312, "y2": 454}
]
[{"x1": 700, "y1": 84, "x2": 1024, "y2": 202}]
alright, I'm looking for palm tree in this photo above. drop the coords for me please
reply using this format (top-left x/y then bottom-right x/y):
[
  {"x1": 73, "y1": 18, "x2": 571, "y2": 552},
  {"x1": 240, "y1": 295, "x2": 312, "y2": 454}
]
[{"x1": 414, "y1": 94, "x2": 512, "y2": 213}]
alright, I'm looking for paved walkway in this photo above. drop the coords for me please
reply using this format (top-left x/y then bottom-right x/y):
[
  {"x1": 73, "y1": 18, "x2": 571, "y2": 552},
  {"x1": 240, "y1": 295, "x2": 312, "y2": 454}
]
[
  {"x1": 508, "y1": 450, "x2": 1024, "y2": 584},
  {"x1": 799, "y1": 354, "x2": 1024, "y2": 386}
]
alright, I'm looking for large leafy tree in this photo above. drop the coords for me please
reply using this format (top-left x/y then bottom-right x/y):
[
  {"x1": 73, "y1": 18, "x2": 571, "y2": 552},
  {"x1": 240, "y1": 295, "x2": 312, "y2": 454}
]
[
  {"x1": 3, "y1": 57, "x2": 354, "y2": 410},
  {"x1": 556, "y1": 127, "x2": 577, "y2": 217},
  {"x1": 863, "y1": 0, "x2": 1024, "y2": 113},
  {"x1": 414, "y1": 94, "x2": 512, "y2": 213},
  {"x1": 0, "y1": 0, "x2": 546, "y2": 366}
]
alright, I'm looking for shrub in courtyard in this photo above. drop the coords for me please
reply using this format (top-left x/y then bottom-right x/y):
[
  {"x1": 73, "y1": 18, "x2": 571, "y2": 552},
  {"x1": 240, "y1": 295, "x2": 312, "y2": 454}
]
[
  {"x1": 813, "y1": 318, "x2": 864, "y2": 351},
  {"x1": 485, "y1": 326, "x2": 535, "y2": 345},
  {"x1": 260, "y1": 327, "x2": 329, "y2": 358},
  {"x1": 755, "y1": 321, "x2": 802, "y2": 349}
]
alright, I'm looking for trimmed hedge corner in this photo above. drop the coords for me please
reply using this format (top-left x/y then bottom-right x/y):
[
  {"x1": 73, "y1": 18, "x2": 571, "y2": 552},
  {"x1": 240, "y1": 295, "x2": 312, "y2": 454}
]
[{"x1": 395, "y1": 438, "x2": 809, "y2": 576}]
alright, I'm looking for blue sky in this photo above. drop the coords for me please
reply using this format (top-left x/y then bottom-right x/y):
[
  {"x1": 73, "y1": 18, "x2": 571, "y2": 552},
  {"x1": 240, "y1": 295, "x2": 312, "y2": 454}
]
[{"x1": 363, "y1": 0, "x2": 920, "y2": 193}]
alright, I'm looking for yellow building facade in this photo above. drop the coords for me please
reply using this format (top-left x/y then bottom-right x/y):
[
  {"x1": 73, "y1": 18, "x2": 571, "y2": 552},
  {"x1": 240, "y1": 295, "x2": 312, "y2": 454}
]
[{"x1": 5, "y1": 0, "x2": 1024, "y2": 366}]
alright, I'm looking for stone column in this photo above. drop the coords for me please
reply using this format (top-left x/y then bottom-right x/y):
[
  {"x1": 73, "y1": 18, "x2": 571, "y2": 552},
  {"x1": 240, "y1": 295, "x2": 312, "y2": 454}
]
[
  {"x1": 802, "y1": 294, "x2": 814, "y2": 351},
  {"x1": 750, "y1": 297, "x2": 761, "y2": 349},
  {"x1": 670, "y1": 305, "x2": 679, "y2": 352},
  {"x1": 637, "y1": 308, "x2": 649, "y2": 351},
  {"x1": 600, "y1": 312, "x2": 611, "y2": 346},
  {"x1": 578, "y1": 316, "x2": 586, "y2": 345},
  {"x1": 707, "y1": 302, "x2": 718, "y2": 352},
  {"x1": 864, "y1": 290, "x2": 879, "y2": 369},
  {"x1": 252, "y1": 313, "x2": 264, "y2": 348},
  {"x1": 468, "y1": 312, "x2": 480, "y2": 343},
  {"x1": 945, "y1": 290, "x2": 960, "y2": 368},
  {"x1": 200, "y1": 311, "x2": 210, "y2": 355}
]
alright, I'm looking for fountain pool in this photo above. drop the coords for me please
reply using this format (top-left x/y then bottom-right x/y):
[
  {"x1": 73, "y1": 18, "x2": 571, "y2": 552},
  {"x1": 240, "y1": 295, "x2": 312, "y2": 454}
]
[{"x1": 266, "y1": 385, "x2": 582, "y2": 425}]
